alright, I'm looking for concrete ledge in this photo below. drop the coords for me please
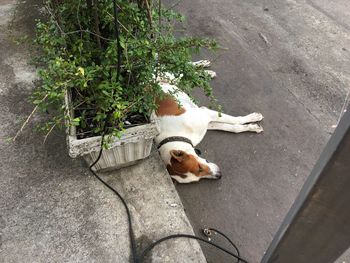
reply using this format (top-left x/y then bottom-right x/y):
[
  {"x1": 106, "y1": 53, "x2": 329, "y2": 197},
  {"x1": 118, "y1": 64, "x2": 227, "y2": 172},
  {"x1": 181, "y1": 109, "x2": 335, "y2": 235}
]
[{"x1": 97, "y1": 152, "x2": 206, "y2": 262}]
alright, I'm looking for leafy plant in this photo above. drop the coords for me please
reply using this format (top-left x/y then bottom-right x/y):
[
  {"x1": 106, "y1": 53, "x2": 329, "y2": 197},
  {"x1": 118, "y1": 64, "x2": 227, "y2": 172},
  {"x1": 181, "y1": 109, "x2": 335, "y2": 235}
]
[{"x1": 31, "y1": 0, "x2": 219, "y2": 140}]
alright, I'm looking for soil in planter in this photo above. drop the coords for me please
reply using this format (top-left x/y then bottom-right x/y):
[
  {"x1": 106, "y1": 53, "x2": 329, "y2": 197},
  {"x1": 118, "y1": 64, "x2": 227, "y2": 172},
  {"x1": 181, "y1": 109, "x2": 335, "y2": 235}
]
[
  {"x1": 75, "y1": 110, "x2": 149, "y2": 139},
  {"x1": 72, "y1": 91, "x2": 149, "y2": 140}
]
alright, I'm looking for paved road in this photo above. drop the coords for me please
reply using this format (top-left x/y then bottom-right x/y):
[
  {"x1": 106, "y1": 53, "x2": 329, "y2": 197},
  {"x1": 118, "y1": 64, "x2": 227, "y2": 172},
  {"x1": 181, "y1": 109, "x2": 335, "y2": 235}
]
[{"x1": 170, "y1": 0, "x2": 350, "y2": 262}]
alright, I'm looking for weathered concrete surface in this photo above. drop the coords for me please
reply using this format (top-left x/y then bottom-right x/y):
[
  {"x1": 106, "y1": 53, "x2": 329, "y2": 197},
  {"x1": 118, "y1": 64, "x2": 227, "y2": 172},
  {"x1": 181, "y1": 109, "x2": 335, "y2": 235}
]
[
  {"x1": 0, "y1": 1, "x2": 205, "y2": 262},
  {"x1": 336, "y1": 249, "x2": 350, "y2": 263},
  {"x1": 169, "y1": 0, "x2": 350, "y2": 262}
]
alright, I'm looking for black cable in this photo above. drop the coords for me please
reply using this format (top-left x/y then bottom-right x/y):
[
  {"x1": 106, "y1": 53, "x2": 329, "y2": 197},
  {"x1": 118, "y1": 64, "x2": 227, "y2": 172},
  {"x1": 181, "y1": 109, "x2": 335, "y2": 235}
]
[
  {"x1": 89, "y1": 134, "x2": 138, "y2": 263},
  {"x1": 139, "y1": 234, "x2": 248, "y2": 263},
  {"x1": 203, "y1": 228, "x2": 241, "y2": 263}
]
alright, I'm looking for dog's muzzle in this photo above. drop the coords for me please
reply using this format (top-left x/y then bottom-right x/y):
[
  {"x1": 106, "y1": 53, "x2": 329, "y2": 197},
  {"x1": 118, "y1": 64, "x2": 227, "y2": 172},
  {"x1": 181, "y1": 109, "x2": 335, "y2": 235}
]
[
  {"x1": 214, "y1": 171, "x2": 222, "y2": 179},
  {"x1": 207, "y1": 162, "x2": 222, "y2": 179}
]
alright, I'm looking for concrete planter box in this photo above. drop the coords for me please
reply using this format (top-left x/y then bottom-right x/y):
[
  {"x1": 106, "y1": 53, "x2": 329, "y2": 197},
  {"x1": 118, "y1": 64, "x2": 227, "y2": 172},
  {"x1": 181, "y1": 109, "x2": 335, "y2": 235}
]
[{"x1": 65, "y1": 91, "x2": 159, "y2": 171}]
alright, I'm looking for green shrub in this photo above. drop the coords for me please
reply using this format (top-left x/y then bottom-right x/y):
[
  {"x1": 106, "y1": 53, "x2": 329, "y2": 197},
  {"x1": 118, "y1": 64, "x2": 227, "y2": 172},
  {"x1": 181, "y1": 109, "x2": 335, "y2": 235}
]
[{"x1": 33, "y1": 0, "x2": 219, "y2": 139}]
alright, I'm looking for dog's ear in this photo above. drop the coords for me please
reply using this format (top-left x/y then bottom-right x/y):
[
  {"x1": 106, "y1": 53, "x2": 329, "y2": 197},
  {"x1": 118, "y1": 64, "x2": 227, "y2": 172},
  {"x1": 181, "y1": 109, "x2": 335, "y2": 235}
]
[{"x1": 170, "y1": 150, "x2": 187, "y2": 162}]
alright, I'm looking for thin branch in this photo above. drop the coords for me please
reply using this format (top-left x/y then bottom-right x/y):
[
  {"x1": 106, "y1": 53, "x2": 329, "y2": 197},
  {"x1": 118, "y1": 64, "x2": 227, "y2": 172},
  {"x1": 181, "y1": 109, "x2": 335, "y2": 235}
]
[
  {"x1": 73, "y1": 99, "x2": 88, "y2": 109},
  {"x1": 46, "y1": 4, "x2": 109, "y2": 43},
  {"x1": 46, "y1": 5, "x2": 128, "y2": 43},
  {"x1": 106, "y1": 11, "x2": 137, "y2": 39},
  {"x1": 144, "y1": 0, "x2": 153, "y2": 29},
  {"x1": 45, "y1": 6, "x2": 65, "y2": 37},
  {"x1": 45, "y1": 5, "x2": 110, "y2": 45},
  {"x1": 12, "y1": 94, "x2": 49, "y2": 142},
  {"x1": 76, "y1": 130, "x2": 94, "y2": 136},
  {"x1": 43, "y1": 123, "x2": 57, "y2": 144},
  {"x1": 123, "y1": 96, "x2": 145, "y2": 113},
  {"x1": 123, "y1": 41, "x2": 133, "y2": 89},
  {"x1": 65, "y1": 30, "x2": 114, "y2": 41}
]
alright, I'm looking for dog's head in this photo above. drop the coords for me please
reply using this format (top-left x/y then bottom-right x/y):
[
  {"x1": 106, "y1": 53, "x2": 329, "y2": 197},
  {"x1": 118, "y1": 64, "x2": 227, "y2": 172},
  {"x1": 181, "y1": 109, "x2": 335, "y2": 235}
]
[{"x1": 166, "y1": 150, "x2": 222, "y2": 183}]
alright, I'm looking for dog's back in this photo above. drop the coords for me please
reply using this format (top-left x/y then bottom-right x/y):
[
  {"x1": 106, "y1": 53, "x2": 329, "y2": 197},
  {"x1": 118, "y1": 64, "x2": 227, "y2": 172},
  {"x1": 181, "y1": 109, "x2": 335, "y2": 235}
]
[{"x1": 152, "y1": 83, "x2": 210, "y2": 147}]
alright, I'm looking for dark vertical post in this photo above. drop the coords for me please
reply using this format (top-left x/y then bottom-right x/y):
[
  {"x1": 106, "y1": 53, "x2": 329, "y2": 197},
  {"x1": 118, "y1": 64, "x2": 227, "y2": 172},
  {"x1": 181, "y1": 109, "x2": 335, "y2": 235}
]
[
  {"x1": 113, "y1": 0, "x2": 121, "y2": 80},
  {"x1": 261, "y1": 106, "x2": 350, "y2": 263}
]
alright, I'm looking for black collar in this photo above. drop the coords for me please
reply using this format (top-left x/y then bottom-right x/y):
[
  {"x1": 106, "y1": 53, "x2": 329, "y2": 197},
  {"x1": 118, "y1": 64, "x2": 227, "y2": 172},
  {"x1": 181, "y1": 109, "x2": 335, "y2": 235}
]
[{"x1": 157, "y1": 136, "x2": 194, "y2": 149}]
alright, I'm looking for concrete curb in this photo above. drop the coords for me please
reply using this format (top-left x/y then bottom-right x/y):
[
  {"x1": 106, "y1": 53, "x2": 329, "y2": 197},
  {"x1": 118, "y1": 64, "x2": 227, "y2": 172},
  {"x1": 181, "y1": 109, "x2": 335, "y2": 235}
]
[{"x1": 97, "y1": 152, "x2": 207, "y2": 263}]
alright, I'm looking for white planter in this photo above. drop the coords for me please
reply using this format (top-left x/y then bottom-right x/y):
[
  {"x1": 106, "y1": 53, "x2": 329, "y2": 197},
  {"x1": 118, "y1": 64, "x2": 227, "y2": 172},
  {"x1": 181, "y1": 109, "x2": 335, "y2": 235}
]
[{"x1": 65, "y1": 91, "x2": 159, "y2": 171}]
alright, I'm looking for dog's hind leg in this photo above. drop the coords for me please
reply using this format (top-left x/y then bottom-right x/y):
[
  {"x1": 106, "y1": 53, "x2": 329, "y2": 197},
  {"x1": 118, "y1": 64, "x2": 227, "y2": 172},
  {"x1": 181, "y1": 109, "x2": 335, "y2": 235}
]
[
  {"x1": 191, "y1": 60, "x2": 211, "y2": 68},
  {"x1": 202, "y1": 107, "x2": 264, "y2": 125},
  {"x1": 189, "y1": 60, "x2": 216, "y2": 78},
  {"x1": 208, "y1": 122, "x2": 263, "y2": 133}
]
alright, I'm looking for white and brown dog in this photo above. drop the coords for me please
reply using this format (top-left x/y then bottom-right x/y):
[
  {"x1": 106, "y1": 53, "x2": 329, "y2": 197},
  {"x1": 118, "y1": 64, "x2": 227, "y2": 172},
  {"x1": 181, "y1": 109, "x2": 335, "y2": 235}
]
[{"x1": 152, "y1": 60, "x2": 263, "y2": 183}]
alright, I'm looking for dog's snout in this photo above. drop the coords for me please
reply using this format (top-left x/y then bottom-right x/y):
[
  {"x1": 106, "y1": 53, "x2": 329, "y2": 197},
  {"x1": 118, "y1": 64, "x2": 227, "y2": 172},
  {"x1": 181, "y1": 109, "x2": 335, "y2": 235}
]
[
  {"x1": 215, "y1": 171, "x2": 222, "y2": 179},
  {"x1": 207, "y1": 162, "x2": 221, "y2": 180}
]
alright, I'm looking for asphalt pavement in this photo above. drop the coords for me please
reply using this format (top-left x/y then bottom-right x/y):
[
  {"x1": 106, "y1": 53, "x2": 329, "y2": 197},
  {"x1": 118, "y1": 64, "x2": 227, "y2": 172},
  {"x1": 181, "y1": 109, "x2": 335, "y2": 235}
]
[{"x1": 170, "y1": 0, "x2": 350, "y2": 262}]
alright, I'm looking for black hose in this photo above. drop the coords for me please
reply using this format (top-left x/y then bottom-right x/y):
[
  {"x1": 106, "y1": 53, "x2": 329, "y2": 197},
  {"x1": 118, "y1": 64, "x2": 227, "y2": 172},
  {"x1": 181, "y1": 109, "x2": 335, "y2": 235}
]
[
  {"x1": 89, "y1": 134, "x2": 138, "y2": 263},
  {"x1": 204, "y1": 228, "x2": 242, "y2": 263},
  {"x1": 139, "y1": 234, "x2": 248, "y2": 263}
]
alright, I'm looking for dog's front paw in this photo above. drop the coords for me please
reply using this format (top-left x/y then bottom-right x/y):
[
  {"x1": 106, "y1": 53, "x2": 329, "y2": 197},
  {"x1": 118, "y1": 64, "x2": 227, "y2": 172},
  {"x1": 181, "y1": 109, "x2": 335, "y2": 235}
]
[
  {"x1": 247, "y1": 112, "x2": 264, "y2": 123},
  {"x1": 248, "y1": 123, "x2": 264, "y2": 133}
]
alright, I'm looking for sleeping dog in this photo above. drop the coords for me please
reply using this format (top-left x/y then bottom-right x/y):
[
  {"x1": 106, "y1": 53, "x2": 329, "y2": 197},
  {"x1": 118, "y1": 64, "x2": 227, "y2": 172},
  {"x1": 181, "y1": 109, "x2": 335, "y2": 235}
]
[{"x1": 152, "y1": 60, "x2": 263, "y2": 183}]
